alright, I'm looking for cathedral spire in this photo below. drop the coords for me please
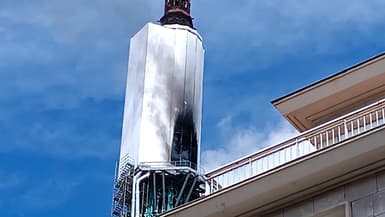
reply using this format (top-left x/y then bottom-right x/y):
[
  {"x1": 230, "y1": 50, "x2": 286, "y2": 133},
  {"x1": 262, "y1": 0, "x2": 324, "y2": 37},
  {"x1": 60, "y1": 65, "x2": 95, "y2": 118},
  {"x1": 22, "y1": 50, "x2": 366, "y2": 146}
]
[{"x1": 160, "y1": 0, "x2": 194, "y2": 28}]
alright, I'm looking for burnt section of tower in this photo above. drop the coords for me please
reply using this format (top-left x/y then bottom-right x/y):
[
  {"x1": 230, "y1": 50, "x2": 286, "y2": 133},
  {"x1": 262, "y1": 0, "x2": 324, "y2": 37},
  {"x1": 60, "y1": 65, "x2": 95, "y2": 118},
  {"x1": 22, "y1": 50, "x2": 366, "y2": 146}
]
[{"x1": 171, "y1": 109, "x2": 198, "y2": 168}]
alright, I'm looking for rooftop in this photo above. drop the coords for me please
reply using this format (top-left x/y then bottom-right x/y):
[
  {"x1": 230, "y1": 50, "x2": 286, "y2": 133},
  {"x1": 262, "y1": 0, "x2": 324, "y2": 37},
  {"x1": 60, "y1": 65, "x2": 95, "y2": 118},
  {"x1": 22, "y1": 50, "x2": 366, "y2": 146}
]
[{"x1": 272, "y1": 52, "x2": 385, "y2": 132}]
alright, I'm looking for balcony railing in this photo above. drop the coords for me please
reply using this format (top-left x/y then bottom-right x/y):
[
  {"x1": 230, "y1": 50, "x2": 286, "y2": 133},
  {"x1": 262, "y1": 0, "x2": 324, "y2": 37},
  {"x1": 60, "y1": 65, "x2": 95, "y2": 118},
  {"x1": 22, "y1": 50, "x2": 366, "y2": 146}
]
[
  {"x1": 138, "y1": 161, "x2": 205, "y2": 174},
  {"x1": 205, "y1": 98, "x2": 385, "y2": 195}
]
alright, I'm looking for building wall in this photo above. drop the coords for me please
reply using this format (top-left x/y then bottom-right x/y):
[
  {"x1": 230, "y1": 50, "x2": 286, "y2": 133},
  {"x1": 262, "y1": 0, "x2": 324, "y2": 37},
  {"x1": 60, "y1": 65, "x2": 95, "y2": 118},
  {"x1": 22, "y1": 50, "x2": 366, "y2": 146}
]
[{"x1": 265, "y1": 170, "x2": 385, "y2": 217}]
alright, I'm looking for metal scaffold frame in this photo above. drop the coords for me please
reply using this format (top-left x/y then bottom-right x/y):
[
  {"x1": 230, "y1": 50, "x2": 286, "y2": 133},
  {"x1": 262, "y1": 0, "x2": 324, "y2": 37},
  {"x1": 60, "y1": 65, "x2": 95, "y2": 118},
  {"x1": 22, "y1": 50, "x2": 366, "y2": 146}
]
[
  {"x1": 112, "y1": 156, "x2": 135, "y2": 217},
  {"x1": 111, "y1": 156, "x2": 205, "y2": 217}
]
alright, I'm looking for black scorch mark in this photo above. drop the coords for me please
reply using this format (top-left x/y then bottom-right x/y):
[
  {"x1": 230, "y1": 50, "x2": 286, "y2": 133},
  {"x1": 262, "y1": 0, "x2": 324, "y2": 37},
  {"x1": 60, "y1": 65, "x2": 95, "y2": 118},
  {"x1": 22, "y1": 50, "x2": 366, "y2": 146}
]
[{"x1": 171, "y1": 109, "x2": 198, "y2": 168}]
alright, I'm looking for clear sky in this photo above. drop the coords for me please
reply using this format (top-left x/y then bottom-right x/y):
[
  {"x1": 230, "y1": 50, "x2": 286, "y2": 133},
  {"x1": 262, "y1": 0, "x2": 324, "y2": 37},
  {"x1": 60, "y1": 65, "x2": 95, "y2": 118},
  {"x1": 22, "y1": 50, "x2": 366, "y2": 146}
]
[{"x1": 2, "y1": 0, "x2": 385, "y2": 216}]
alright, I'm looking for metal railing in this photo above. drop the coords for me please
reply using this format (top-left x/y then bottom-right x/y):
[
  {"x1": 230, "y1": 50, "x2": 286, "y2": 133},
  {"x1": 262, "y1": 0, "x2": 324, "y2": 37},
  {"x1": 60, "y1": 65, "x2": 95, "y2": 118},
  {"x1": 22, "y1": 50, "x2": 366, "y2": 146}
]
[
  {"x1": 205, "y1": 98, "x2": 385, "y2": 194},
  {"x1": 138, "y1": 160, "x2": 205, "y2": 174}
]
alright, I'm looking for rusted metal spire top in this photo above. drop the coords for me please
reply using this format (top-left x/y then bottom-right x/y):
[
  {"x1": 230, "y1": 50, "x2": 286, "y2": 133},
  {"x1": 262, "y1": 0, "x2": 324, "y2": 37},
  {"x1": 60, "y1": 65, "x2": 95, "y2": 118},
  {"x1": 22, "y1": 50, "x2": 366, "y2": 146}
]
[{"x1": 160, "y1": 0, "x2": 194, "y2": 28}]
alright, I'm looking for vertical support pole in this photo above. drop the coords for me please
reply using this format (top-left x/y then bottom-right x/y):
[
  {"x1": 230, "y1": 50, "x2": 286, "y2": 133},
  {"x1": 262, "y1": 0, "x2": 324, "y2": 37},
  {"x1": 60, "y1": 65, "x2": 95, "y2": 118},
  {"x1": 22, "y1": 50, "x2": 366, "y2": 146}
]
[
  {"x1": 210, "y1": 177, "x2": 213, "y2": 193},
  {"x1": 153, "y1": 172, "x2": 157, "y2": 215},
  {"x1": 114, "y1": 162, "x2": 118, "y2": 182},
  {"x1": 123, "y1": 178, "x2": 126, "y2": 216},
  {"x1": 136, "y1": 172, "x2": 150, "y2": 217},
  {"x1": 111, "y1": 161, "x2": 118, "y2": 216},
  {"x1": 344, "y1": 120, "x2": 348, "y2": 139},
  {"x1": 140, "y1": 181, "x2": 145, "y2": 216},
  {"x1": 162, "y1": 172, "x2": 166, "y2": 212},
  {"x1": 370, "y1": 113, "x2": 373, "y2": 128},
  {"x1": 289, "y1": 145, "x2": 292, "y2": 161},
  {"x1": 249, "y1": 158, "x2": 252, "y2": 177},
  {"x1": 216, "y1": 175, "x2": 219, "y2": 189},
  {"x1": 381, "y1": 108, "x2": 385, "y2": 124},
  {"x1": 131, "y1": 174, "x2": 136, "y2": 217}
]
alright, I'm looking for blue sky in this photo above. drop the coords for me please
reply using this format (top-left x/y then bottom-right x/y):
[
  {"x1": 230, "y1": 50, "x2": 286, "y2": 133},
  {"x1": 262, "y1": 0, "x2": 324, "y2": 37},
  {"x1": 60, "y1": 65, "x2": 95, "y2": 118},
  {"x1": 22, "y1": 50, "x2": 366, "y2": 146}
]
[{"x1": 2, "y1": 0, "x2": 385, "y2": 216}]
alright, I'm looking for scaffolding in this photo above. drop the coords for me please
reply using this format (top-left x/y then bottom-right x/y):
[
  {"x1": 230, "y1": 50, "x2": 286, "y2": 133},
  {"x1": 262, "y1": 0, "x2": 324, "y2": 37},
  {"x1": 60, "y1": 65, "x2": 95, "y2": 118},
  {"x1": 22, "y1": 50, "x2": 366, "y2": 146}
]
[
  {"x1": 111, "y1": 158, "x2": 205, "y2": 217},
  {"x1": 112, "y1": 156, "x2": 135, "y2": 217}
]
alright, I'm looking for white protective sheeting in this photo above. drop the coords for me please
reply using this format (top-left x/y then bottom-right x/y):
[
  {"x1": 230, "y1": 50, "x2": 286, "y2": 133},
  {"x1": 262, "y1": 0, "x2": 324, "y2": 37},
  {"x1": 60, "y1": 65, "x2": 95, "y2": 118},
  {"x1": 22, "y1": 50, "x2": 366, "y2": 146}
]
[{"x1": 119, "y1": 23, "x2": 204, "y2": 173}]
